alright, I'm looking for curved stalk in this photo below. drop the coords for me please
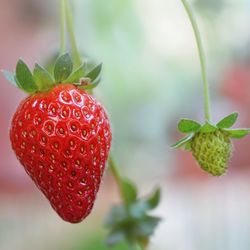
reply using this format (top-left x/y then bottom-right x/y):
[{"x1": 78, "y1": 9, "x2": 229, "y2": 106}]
[
  {"x1": 180, "y1": 0, "x2": 211, "y2": 122},
  {"x1": 108, "y1": 156, "x2": 129, "y2": 206}
]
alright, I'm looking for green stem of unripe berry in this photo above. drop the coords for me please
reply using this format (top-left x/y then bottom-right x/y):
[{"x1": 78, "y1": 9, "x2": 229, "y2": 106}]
[{"x1": 180, "y1": 0, "x2": 211, "y2": 122}]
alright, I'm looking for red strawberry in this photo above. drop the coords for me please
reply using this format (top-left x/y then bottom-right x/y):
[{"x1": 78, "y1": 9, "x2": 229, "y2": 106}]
[{"x1": 9, "y1": 83, "x2": 112, "y2": 223}]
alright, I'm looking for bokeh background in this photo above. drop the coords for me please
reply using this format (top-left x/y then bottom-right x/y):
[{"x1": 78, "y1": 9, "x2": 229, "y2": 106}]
[{"x1": 1, "y1": 0, "x2": 250, "y2": 249}]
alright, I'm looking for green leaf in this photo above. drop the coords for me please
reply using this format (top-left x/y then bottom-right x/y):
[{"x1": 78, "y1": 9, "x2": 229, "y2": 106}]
[
  {"x1": 122, "y1": 179, "x2": 137, "y2": 204},
  {"x1": 226, "y1": 128, "x2": 250, "y2": 139},
  {"x1": 145, "y1": 188, "x2": 160, "y2": 210},
  {"x1": 16, "y1": 59, "x2": 37, "y2": 93},
  {"x1": 14, "y1": 76, "x2": 24, "y2": 89},
  {"x1": 136, "y1": 215, "x2": 161, "y2": 237},
  {"x1": 130, "y1": 188, "x2": 161, "y2": 218},
  {"x1": 178, "y1": 119, "x2": 201, "y2": 133},
  {"x1": 171, "y1": 134, "x2": 194, "y2": 149},
  {"x1": 106, "y1": 230, "x2": 126, "y2": 246},
  {"x1": 216, "y1": 112, "x2": 238, "y2": 129},
  {"x1": 33, "y1": 64, "x2": 54, "y2": 91},
  {"x1": 104, "y1": 204, "x2": 127, "y2": 227},
  {"x1": 64, "y1": 63, "x2": 85, "y2": 83},
  {"x1": 200, "y1": 122, "x2": 217, "y2": 133},
  {"x1": 86, "y1": 63, "x2": 102, "y2": 82},
  {"x1": 105, "y1": 185, "x2": 161, "y2": 248},
  {"x1": 2, "y1": 70, "x2": 19, "y2": 87},
  {"x1": 54, "y1": 53, "x2": 73, "y2": 83},
  {"x1": 130, "y1": 202, "x2": 148, "y2": 219}
]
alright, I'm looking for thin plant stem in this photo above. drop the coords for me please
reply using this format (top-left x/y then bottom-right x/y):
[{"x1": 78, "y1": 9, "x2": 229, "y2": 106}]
[
  {"x1": 109, "y1": 158, "x2": 147, "y2": 250},
  {"x1": 65, "y1": 0, "x2": 83, "y2": 67},
  {"x1": 60, "y1": 0, "x2": 66, "y2": 55},
  {"x1": 108, "y1": 156, "x2": 128, "y2": 206},
  {"x1": 180, "y1": 0, "x2": 211, "y2": 122}
]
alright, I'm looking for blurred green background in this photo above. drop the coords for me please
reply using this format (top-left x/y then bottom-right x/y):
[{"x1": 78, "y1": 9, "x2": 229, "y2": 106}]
[{"x1": 1, "y1": 0, "x2": 250, "y2": 249}]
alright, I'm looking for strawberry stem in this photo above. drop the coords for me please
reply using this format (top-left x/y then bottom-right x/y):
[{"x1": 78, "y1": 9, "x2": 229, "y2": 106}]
[
  {"x1": 180, "y1": 0, "x2": 211, "y2": 122},
  {"x1": 63, "y1": 1, "x2": 94, "y2": 94},
  {"x1": 60, "y1": 0, "x2": 67, "y2": 55},
  {"x1": 65, "y1": 0, "x2": 83, "y2": 67},
  {"x1": 108, "y1": 156, "x2": 129, "y2": 207},
  {"x1": 109, "y1": 157, "x2": 146, "y2": 250}
]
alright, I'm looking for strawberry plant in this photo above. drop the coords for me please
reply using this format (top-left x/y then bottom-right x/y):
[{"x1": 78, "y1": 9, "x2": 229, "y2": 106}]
[
  {"x1": 3, "y1": 0, "x2": 245, "y2": 248},
  {"x1": 2, "y1": 0, "x2": 161, "y2": 249},
  {"x1": 171, "y1": 0, "x2": 250, "y2": 176}
]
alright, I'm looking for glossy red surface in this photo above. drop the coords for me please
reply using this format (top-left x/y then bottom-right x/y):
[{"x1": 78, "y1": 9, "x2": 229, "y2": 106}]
[{"x1": 9, "y1": 84, "x2": 112, "y2": 223}]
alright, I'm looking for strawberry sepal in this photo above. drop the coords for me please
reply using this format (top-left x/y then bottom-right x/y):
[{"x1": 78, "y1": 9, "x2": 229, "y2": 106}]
[
  {"x1": 172, "y1": 112, "x2": 250, "y2": 176},
  {"x1": 216, "y1": 112, "x2": 238, "y2": 129},
  {"x1": 170, "y1": 133, "x2": 194, "y2": 149},
  {"x1": 177, "y1": 119, "x2": 201, "y2": 133},
  {"x1": 2, "y1": 53, "x2": 102, "y2": 93},
  {"x1": 224, "y1": 128, "x2": 250, "y2": 139},
  {"x1": 199, "y1": 122, "x2": 217, "y2": 133}
]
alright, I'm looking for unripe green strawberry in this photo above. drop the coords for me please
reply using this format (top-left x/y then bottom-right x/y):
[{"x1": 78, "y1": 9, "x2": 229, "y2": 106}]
[
  {"x1": 190, "y1": 130, "x2": 232, "y2": 176},
  {"x1": 172, "y1": 114, "x2": 250, "y2": 175}
]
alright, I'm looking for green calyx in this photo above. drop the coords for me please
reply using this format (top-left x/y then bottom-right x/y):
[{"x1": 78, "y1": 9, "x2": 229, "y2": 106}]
[
  {"x1": 2, "y1": 53, "x2": 102, "y2": 94},
  {"x1": 105, "y1": 179, "x2": 161, "y2": 248},
  {"x1": 171, "y1": 112, "x2": 250, "y2": 176},
  {"x1": 171, "y1": 112, "x2": 250, "y2": 149}
]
